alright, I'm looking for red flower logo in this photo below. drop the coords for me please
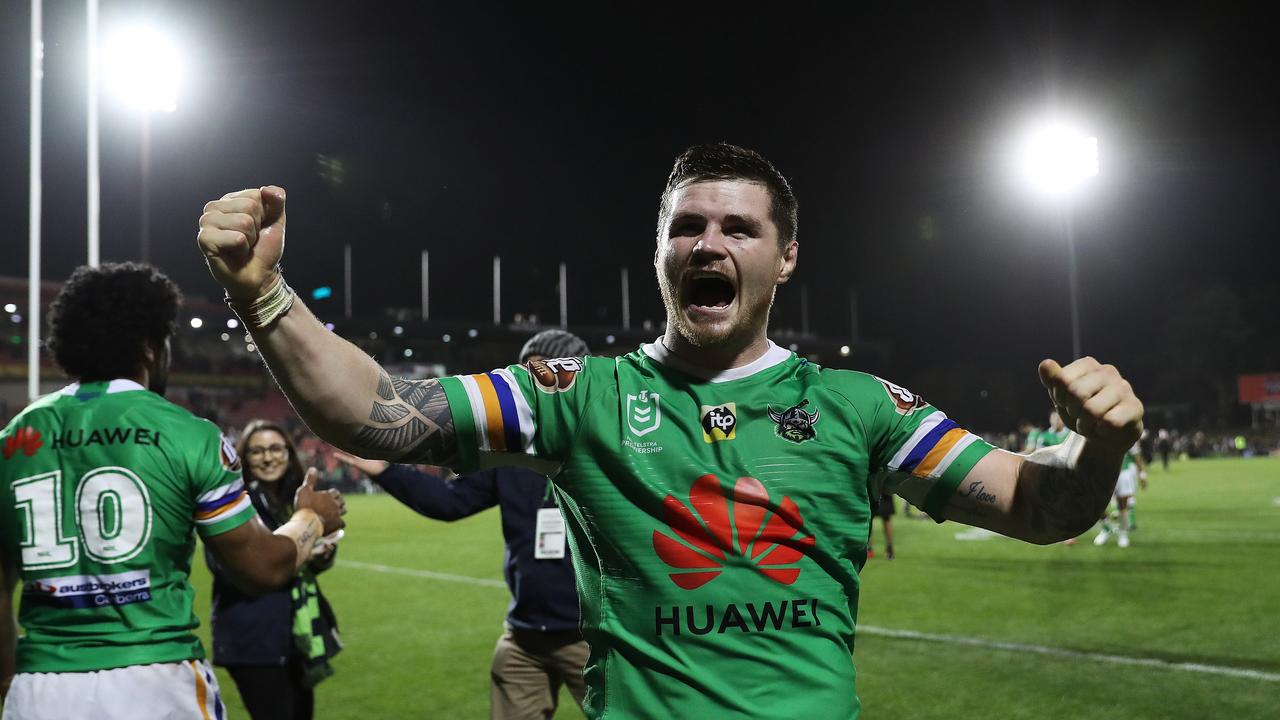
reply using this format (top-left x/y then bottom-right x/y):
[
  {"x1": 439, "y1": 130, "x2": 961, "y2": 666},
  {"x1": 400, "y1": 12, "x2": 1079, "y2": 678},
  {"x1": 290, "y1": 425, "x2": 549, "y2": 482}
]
[
  {"x1": 653, "y1": 474, "x2": 815, "y2": 590},
  {"x1": 3, "y1": 427, "x2": 43, "y2": 460}
]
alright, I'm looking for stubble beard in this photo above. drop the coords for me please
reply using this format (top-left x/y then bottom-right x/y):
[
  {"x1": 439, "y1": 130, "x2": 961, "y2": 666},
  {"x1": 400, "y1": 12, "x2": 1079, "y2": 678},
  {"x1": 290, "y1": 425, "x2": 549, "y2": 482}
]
[{"x1": 658, "y1": 270, "x2": 775, "y2": 350}]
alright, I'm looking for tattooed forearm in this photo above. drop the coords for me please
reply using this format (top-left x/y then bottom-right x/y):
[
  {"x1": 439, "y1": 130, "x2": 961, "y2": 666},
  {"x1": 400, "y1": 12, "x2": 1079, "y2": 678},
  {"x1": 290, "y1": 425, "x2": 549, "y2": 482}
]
[
  {"x1": 351, "y1": 371, "x2": 456, "y2": 465},
  {"x1": 1015, "y1": 443, "x2": 1117, "y2": 543},
  {"x1": 960, "y1": 480, "x2": 998, "y2": 506}
]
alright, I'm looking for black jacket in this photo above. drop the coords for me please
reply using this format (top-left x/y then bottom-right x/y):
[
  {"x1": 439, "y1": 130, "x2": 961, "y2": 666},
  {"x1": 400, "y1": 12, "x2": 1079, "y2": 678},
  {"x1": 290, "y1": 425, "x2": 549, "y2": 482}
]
[
  {"x1": 205, "y1": 481, "x2": 337, "y2": 666},
  {"x1": 375, "y1": 465, "x2": 580, "y2": 633}
]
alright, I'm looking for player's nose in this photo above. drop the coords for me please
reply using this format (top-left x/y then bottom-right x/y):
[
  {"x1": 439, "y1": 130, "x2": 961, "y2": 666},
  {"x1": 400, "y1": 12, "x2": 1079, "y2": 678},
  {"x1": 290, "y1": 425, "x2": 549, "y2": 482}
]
[{"x1": 691, "y1": 228, "x2": 729, "y2": 259}]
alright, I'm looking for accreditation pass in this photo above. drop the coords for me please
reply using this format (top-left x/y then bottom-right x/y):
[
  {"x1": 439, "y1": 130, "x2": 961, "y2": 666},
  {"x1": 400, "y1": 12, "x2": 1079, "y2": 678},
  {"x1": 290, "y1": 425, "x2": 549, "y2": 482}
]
[{"x1": 534, "y1": 508, "x2": 567, "y2": 559}]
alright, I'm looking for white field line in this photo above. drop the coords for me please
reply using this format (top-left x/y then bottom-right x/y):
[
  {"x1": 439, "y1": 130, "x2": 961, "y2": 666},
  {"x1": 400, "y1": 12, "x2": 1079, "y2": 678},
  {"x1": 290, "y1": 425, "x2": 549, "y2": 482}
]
[
  {"x1": 340, "y1": 559, "x2": 1280, "y2": 683},
  {"x1": 856, "y1": 625, "x2": 1280, "y2": 683},
  {"x1": 340, "y1": 559, "x2": 506, "y2": 588}
]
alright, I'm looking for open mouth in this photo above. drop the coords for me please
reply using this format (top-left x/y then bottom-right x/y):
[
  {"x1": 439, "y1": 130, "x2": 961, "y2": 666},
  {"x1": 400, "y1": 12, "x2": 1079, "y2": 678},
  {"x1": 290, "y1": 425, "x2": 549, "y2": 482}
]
[{"x1": 685, "y1": 275, "x2": 736, "y2": 311}]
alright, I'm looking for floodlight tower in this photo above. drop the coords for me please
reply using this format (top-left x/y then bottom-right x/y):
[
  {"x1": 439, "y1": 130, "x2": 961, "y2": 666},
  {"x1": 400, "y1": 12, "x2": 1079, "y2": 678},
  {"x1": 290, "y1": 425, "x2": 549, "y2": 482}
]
[
  {"x1": 1017, "y1": 121, "x2": 1098, "y2": 360},
  {"x1": 100, "y1": 22, "x2": 180, "y2": 263}
]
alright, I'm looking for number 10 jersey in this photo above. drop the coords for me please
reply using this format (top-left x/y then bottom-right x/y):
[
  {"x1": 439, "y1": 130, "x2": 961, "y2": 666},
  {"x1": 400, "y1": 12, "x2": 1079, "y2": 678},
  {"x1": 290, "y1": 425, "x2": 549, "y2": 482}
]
[{"x1": 0, "y1": 380, "x2": 256, "y2": 673}]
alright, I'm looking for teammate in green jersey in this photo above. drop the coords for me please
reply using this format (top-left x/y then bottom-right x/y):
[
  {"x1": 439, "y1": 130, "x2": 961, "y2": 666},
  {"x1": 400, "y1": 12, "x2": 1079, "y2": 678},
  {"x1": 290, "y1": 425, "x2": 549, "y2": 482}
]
[
  {"x1": 1022, "y1": 409, "x2": 1072, "y2": 452},
  {"x1": 0, "y1": 263, "x2": 345, "y2": 719},
  {"x1": 1093, "y1": 443, "x2": 1148, "y2": 548},
  {"x1": 197, "y1": 143, "x2": 1144, "y2": 719}
]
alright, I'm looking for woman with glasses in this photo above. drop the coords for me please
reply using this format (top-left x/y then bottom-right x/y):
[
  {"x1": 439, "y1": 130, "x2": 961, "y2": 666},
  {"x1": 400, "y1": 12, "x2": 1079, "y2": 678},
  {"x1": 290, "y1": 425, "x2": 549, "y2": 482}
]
[{"x1": 205, "y1": 419, "x2": 343, "y2": 720}]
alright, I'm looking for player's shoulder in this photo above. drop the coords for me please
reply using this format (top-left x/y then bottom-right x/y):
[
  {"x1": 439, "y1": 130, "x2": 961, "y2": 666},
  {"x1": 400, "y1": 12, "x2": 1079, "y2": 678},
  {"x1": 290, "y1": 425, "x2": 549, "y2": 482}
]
[
  {"x1": 814, "y1": 367, "x2": 931, "y2": 414},
  {"x1": 122, "y1": 393, "x2": 226, "y2": 451}
]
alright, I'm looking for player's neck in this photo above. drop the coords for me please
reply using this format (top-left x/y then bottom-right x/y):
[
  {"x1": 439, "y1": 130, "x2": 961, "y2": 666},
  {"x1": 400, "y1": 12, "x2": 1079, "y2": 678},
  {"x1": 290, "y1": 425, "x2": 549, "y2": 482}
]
[{"x1": 660, "y1": 327, "x2": 772, "y2": 372}]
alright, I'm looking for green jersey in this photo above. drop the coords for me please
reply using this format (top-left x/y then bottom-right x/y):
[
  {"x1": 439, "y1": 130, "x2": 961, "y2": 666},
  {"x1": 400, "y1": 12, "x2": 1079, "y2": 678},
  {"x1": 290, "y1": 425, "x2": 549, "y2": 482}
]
[
  {"x1": 0, "y1": 379, "x2": 256, "y2": 673},
  {"x1": 1028, "y1": 426, "x2": 1072, "y2": 450},
  {"x1": 437, "y1": 342, "x2": 995, "y2": 719}
]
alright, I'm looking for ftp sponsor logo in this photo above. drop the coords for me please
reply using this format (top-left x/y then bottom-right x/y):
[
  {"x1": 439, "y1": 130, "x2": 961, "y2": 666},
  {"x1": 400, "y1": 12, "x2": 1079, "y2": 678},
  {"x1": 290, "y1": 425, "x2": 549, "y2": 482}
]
[
  {"x1": 655, "y1": 598, "x2": 822, "y2": 636},
  {"x1": 700, "y1": 403, "x2": 737, "y2": 443},
  {"x1": 3, "y1": 427, "x2": 42, "y2": 460},
  {"x1": 653, "y1": 474, "x2": 815, "y2": 589}
]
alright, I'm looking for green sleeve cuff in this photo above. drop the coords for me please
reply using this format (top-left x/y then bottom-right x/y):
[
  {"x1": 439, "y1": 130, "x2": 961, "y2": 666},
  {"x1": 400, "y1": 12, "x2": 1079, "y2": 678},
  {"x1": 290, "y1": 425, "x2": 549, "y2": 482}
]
[
  {"x1": 922, "y1": 439, "x2": 997, "y2": 522},
  {"x1": 437, "y1": 376, "x2": 480, "y2": 473},
  {"x1": 196, "y1": 504, "x2": 257, "y2": 538}
]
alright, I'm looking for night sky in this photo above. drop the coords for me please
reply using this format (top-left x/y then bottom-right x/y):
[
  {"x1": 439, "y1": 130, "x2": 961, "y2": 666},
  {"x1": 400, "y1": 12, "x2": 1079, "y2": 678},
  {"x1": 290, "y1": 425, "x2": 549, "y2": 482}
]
[{"x1": 2, "y1": 1, "x2": 1277, "y2": 426}]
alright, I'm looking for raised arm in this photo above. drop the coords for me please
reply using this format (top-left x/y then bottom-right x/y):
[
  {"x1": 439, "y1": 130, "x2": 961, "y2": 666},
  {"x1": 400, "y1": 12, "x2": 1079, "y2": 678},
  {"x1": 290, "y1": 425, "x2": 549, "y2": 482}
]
[
  {"x1": 197, "y1": 187, "x2": 455, "y2": 463},
  {"x1": 333, "y1": 451, "x2": 499, "y2": 521},
  {"x1": 941, "y1": 357, "x2": 1144, "y2": 544}
]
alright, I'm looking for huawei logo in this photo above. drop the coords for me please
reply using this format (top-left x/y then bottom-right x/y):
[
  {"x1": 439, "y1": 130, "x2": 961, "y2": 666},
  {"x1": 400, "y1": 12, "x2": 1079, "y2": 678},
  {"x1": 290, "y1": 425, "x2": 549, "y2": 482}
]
[
  {"x1": 653, "y1": 474, "x2": 815, "y2": 590},
  {"x1": 3, "y1": 427, "x2": 43, "y2": 460}
]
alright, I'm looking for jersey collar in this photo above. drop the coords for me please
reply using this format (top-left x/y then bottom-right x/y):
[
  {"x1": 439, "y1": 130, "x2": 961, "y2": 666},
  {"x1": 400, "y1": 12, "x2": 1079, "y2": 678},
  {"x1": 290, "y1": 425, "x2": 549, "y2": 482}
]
[
  {"x1": 58, "y1": 379, "x2": 148, "y2": 396},
  {"x1": 641, "y1": 338, "x2": 792, "y2": 383}
]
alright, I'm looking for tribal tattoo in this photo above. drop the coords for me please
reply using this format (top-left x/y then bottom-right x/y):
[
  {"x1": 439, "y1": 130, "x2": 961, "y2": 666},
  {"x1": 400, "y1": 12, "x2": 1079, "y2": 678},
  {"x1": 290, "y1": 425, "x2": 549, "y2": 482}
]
[
  {"x1": 352, "y1": 371, "x2": 457, "y2": 465},
  {"x1": 1016, "y1": 443, "x2": 1115, "y2": 541}
]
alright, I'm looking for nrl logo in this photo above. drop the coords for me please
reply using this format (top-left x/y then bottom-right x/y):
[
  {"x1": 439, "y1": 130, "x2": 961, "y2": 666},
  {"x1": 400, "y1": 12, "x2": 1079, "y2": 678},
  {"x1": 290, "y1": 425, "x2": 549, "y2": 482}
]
[
  {"x1": 768, "y1": 400, "x2": 819, "y2": 444},
  {"x1": 626, "y1": 390, "x2": 661, "y2": 437}
]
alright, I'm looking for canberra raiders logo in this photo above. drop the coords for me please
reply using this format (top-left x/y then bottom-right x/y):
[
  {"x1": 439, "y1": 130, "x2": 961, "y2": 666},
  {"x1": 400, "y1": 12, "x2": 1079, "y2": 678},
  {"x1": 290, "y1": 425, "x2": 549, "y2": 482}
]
[{"x1": 768, "y1": 400, "x2": 820, "y2": 444}]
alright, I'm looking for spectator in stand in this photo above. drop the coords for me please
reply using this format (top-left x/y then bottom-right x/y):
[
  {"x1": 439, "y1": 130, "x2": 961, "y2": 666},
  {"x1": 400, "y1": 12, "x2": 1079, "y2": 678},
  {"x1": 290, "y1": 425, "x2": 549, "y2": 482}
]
[
  {"x1": 206, "y1": 420, "x2": 343, "y2": 720},
  {"x1": 335, "y1": 329, "x2": 591, "y2": 720}
]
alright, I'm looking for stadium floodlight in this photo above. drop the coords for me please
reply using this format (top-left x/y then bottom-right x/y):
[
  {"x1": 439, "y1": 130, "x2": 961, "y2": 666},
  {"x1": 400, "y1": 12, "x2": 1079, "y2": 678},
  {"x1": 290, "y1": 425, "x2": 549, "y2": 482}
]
[
  {"x1": 102, "y1": 24, "x2": 180, "y2": 113},
  {"x1": 189, "y1": 317, "x2": 202, "y2": 329},
  {"x1": 3, "y1": 304, "x2": 15, "y2": 313},
  {"x1": 1015, "y1": 121, "x2": 1098, "y2": 199},
  {"x1": 839, "y1": 345, "x2": 851, "y2": 357},
  {"x1": 1011, "y1": 115, "x2": 1100, "y2": 359},
  {"x1": 226, "y1": 318, "x2": 239, "y2": 329}
]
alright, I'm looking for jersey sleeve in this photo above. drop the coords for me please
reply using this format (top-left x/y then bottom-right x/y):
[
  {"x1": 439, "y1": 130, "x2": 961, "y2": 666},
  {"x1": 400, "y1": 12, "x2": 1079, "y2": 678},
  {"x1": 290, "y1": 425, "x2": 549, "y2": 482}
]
[
  {"x1": 436, "y1": 356, "x2": 593, "y2": 474},
  {"x1": 860, "y1": 375, "x2": 997, "y2": 521},
  {"x1": 189, "y1": 428, "x2": 257, "y2": 538}
]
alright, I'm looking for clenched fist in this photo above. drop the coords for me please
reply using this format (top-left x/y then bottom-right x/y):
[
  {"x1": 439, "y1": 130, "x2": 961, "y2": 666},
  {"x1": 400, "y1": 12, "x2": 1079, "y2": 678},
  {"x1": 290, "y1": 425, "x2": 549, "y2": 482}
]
[
  {"x1": 1038, "y1": 357, "x2": 1144, "y2": 452},
  {"x1": 197, "y1": 185, "x2": 287, "y2": 301}
]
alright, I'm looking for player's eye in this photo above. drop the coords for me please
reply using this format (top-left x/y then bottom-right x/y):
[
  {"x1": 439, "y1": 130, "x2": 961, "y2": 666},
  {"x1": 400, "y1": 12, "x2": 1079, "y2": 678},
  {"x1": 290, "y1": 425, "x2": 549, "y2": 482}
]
[{"x1": 670, "y1": 219, "x2": 705, "y2": 238}]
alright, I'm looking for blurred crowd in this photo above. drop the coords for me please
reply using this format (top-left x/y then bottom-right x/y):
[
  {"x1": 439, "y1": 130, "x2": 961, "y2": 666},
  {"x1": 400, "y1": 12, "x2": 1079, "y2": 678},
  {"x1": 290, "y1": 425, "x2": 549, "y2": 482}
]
[{"x1": 982, "y1": 425, "x2": 1280, "y2": 460}]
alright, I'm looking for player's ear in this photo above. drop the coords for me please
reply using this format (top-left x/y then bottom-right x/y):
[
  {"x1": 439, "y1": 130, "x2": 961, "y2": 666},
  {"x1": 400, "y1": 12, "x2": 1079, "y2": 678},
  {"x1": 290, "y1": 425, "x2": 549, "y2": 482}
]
[{"x1": 776, "y1": 240, "x2": 798, "y2": 285}]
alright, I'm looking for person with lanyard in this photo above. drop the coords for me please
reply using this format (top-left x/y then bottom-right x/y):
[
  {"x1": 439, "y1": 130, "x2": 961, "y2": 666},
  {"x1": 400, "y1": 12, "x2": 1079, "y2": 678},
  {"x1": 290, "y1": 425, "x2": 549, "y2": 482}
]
[
  {"x1": 205, "y1": 419, "x2": 343, "y2": 720},
  {"x1": 335, "y1": 330, "x2": 590, "y2": 720}
]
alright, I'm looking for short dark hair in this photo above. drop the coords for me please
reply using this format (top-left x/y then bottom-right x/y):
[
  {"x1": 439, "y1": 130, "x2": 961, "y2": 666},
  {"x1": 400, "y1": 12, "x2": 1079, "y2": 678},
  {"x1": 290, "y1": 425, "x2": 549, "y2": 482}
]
[
  {"x1": 658, "y1": 142, "x2": 798, "y2": 248},
  {"x1": 46, "y1": 262, "x2": 181, "y2": 382}
]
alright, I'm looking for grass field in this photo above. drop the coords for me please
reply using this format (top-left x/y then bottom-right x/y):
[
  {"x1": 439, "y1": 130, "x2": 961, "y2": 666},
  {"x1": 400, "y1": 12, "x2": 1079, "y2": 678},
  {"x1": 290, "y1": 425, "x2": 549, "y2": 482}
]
[{"x1": 187, "y1": 457, "x2": 1280, "y2": 719}]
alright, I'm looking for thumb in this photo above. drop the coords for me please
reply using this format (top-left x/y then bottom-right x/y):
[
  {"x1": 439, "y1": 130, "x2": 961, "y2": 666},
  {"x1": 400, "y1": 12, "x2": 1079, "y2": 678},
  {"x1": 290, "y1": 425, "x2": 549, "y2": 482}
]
[
  {"x1": 1038, "y1": 359, "x2": 1063, "y2": 389},
  {"x1": 301, "y1": 466, "x2": 318, "y2": 491},
  {"x1": 261, "y1": 185, "x2": 286, "y2": 226}
]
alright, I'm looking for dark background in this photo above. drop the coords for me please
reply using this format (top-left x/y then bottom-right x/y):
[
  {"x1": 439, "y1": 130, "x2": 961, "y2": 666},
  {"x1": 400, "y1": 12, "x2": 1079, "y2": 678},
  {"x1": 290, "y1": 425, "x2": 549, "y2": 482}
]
[{"x1": 2, "y1": 1, "x2": 1277, "y2": 429}]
